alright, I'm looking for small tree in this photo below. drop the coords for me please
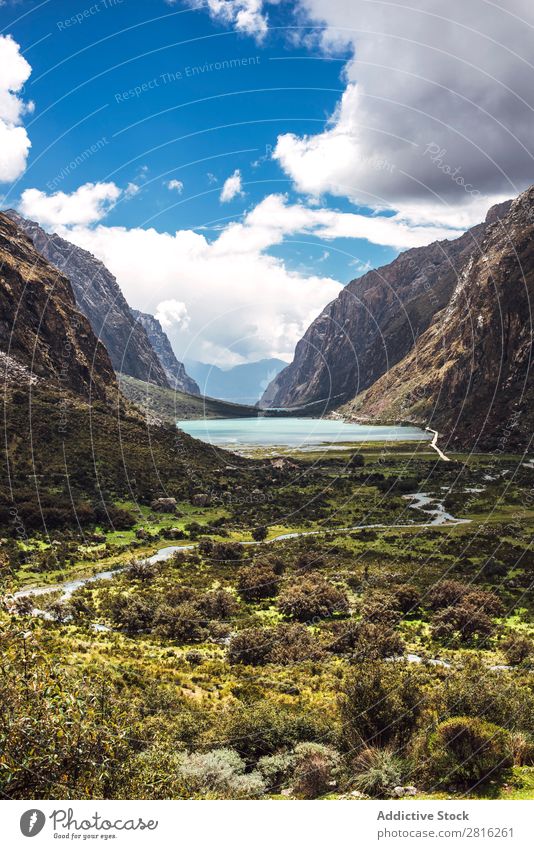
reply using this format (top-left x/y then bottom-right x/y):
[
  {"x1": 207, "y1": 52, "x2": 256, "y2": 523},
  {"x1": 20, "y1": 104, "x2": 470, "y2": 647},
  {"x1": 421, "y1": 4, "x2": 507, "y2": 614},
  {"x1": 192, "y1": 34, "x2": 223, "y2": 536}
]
[{"x1": 252, "y1": 526, "x2": 268, "y2": 542}]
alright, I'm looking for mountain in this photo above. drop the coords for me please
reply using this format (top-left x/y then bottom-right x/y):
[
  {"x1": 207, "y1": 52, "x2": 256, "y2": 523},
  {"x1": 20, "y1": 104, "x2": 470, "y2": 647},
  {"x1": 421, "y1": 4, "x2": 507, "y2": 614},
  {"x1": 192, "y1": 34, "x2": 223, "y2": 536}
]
[
  {"x1": 0, "y1": 212, "x2": 116, "y2": 402},
  {"x1": 186, "y1": 358, "x2": 287, "y2": 405},
  {"x1": 0, "y1": 213, "x2": 240, "y2": 532},
  {"x1": 130, "y1": 310, "x2": 200, "y2": 395},
  {"x1": 261, "y1": 189, "x2": 534, "y2": 449},
  {"x1": 344, "y1": 188, "x2": 534, "y2": 450},
  {"x1": 5, "y1": 210, "x2": 169, "y2": 388},
  {"x1": 261, "y1": 201, "x2": 512, "y2": 411}
]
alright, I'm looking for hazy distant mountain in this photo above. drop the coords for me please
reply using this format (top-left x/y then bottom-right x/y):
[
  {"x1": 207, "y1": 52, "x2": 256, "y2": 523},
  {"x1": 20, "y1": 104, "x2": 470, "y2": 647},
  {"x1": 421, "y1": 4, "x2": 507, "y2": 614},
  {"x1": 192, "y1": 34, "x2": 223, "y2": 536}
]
[{"x1": 185, "y1": 358, "x2": 287, "y2": 405}]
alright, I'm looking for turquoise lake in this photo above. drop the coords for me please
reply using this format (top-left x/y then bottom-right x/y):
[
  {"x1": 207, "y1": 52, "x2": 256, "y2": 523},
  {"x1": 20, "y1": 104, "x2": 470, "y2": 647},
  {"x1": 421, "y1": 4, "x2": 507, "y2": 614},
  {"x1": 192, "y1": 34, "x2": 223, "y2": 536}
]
[{"x1": 177, "y1": 417, "x2": 429, "y2": 448}]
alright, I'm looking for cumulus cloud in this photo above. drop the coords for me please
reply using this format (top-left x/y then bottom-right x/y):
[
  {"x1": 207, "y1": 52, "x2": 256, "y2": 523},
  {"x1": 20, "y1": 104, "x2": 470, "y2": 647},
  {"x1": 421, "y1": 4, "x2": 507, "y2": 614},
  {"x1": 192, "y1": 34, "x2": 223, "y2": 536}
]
[
  {"x1": 0, "y1": 35, "x2": 33, "y2": 182},
  {"x1": 273, "y1": 0, "x2": 534, "y2": 226},
  {"x1": 19, "y1": 182, "x2": 122, "y2": 228},
  {"x1": 167, "y1": 179, "x2": 184, "y2": 193},
  {"x1": 220, "y1": 169, "x2": 244, "y2": 202},
  {"x1": 19, "y1": 178, "x2": 468, "y2": 364},
  {"x1": 178, "y1": 0, "x2": 270, "y2": 41}
]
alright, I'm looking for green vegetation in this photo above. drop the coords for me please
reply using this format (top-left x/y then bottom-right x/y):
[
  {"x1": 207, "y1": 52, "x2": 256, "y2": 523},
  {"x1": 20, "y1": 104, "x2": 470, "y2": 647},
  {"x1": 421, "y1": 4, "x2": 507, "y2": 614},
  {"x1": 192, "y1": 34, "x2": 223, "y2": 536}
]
[{"x1": 2, "y1": 437, "x2": 534, "y2": 800}]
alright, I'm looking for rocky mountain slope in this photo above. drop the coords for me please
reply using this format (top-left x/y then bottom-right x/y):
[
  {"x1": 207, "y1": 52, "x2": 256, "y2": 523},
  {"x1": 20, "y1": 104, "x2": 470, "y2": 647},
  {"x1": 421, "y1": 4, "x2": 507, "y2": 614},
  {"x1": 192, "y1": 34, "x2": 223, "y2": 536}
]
[
  {"x1": 345, "y1": 188, "x2": 534, "y2": 450},
  {"x1": 261, "y1": 201, "x2": 512, "y2": 410},
  {"x1": 0, "y1": 212, "x2": 116, "y2": 402},
  {"x1": 131, "y1": 310, "x2": 199, "y2": 395},
  {"x1": 5, "y1": 210, "x2": 169, "y2": 388},
  {"x1": 262, "y1": 188, "x2": 534, "y2": 450},
  {"x1": 0, "y1": 213, "x2": 241, "y2": 531}
]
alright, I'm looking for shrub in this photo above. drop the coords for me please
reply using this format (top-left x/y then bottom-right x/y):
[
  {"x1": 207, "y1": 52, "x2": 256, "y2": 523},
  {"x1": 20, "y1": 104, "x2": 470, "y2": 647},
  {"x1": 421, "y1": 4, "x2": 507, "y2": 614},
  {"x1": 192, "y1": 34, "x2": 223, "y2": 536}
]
[
  {"x1": 426, "y1": 717, "x2": 512, "y2": 787},
  {"x1": 237, "y1": 563, "x2": 280, "y2": 601},
  {"x1": 360, "y1": 595, "x2": 402, "y2": 627},
  {"x1": 252, "y1": 526, "x2": 268, "y2": 542},
  {"x1": 327, "y1": 620, "x2": 404, "y2": 660},
  {"x1": 199, "y1": 589, "x2": 239, "y2": 620},
  {"x1": 502, "y1": 634, "x2": 533, "y2": 666},
  {"x1": 292, "y1": 743, "x2": 341, "y2": 799},
  {"x1": 277, "y1": 575, "x2": 348, "y2": 622},
  {"x1": 152, "y1": 602, "x2": 208, "y2": 643},
  {"x1": 256, "y1": 753, "x2": 295, "y2": 791},
  {"x1": 210, "y1": 542, "x2": 243, "y2": 562},
  {"x1": 351, "y1": 747, "x2": 405, "y2": 798},
  {"x1": 340, "y1": 662, "x2": 426, "y2": 749},
  {"x1": 391, "y1": 585, "x2": 421, "y2": 614},
  {"x1": 431, "y1": 602, "x2": 495, "y2": 644},
  {"x1": 227, "y1": 627, "x2": 275, "y2": 666},
  {"x1": 228, "y1": 623, "x2": 324, "y2": 666},
  {"x1": 212, "y1": 701, "x2": 333, "y2": 761},
  {"x1": 427, "y1": 580, "x2": 503, "y2": 615},
  {"x1": 177, "y1": 748, "x2": 265, "y2": 798}
]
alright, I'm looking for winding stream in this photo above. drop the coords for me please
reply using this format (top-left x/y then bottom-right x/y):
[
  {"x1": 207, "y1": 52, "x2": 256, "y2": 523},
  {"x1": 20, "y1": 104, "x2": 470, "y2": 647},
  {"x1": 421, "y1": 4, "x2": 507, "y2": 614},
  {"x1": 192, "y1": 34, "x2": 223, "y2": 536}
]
[{"x1": 13, "y1": 493, "x2": 467, "y2": 604}]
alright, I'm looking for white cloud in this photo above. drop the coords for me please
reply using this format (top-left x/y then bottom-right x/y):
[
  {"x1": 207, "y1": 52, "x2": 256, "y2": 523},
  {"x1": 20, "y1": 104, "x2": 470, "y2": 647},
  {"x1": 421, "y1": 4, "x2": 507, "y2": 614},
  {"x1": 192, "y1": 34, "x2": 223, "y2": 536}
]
[
  {"x1": 167, "y1": 179, "x2": 184, "y2": 193},
  {"x1": 273, "y1": 0, "x2": 534, "y2": 226},
  {"x1": 220, "y1": 169, "x2": 244, "y2": 202},
  {"x1": 0, "y1": 35, "x2": 33, "y2": 182},
  {"x1": 155, "y1": 299, "x2": 190, "y2": 330},
  {"x1": 17, "y1": 182, "x2": 470, "y2": 367},
  {"x1": 179, "y1": 0, "x2": 270, "y2": 41},
  {"x1": 19, "y1": 182, "x2": 121, "y2": 228},
  {"x1": 124, "y1": 182, "x2": 140, "y2": 198}
]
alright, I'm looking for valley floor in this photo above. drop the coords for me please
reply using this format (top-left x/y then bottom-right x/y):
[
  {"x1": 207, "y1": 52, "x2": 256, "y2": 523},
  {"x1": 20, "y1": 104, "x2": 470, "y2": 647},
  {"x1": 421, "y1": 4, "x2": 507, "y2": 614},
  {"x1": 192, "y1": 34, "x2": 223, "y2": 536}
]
[{"x1": 1, "y1": 440, "x2": 533, "y2": 800}]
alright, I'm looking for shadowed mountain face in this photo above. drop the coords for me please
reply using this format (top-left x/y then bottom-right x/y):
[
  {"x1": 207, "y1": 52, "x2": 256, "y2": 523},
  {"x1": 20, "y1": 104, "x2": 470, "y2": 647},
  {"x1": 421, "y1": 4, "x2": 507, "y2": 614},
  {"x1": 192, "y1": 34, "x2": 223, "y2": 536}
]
[
  {"x1": 260, "y1": 201, "x2": 512, "y2": 411},
  {"x1": 131, "y1": 310, "x2": 200, "y2": 395},
  {"x1": 345, "y1": 188, "x2": 534, "y2": 450},
  {"x1": 0, "y1": 212, "x2": 116, "y2": 402},
  {"x1": 5, "y1": 210, "x2": 169, "y2": 388},
  {"x1": 0, "y1": 213, "x2": 243, "y2": 531},
  {"x1": 261, "y1": 188, "x2": 534, "y2": 449},
  {"x1": 186, "y1": 358, "x2": 287, "y2": 405}
]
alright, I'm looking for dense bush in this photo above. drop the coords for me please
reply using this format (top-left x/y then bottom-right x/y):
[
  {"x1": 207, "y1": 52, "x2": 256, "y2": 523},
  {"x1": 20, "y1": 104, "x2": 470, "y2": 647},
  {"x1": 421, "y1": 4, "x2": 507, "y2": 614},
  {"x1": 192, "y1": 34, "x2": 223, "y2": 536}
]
[
  {"x1": 340, "y1": 662, "x2": 426, "y2": 749},
  {"x1": 178, "y1": 749, "x2": 266, "y2": 799},
  {"x1": 327, "y1": 620, "x2": 405, "y2": 660},
  {"x1": 425, "y1": 717, "x2": 512, "y2": 787},
  {"x1": 228, "y1": 623, "x2": 324, "y2": 666},
  {"x1": 431, "y1": 602, "x2": 495, "y2": 644},
  {"x1": 502, "y1": 634, "x2": 533, "y2": 666},
  {"x1": 237, "y1": 563, "x2": 280, "y2": 601},
  {"x1": 277, "y1": 575, "x2": 348, "y2": 622}
]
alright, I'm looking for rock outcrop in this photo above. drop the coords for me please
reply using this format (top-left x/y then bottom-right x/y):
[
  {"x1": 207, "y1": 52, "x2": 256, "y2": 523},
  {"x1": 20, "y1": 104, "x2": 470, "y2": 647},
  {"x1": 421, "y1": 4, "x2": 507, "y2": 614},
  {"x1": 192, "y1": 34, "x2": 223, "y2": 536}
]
[
  {"x1": 5, "y1": 210, "x2": 169, "y2": 388},
  {"x1": 131, "y1": 309, "x2": 199, "y2": 395},
  {"x1": 0, "y1": 212, "x2": 116, "y2": 402}
]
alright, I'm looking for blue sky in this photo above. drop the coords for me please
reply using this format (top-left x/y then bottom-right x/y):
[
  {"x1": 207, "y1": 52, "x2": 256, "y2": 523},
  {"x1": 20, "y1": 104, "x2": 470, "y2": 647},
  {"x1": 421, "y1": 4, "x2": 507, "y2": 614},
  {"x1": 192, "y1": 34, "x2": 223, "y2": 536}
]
[{"x1": 1, "y1": 0, "x2": 533, "y2": 365}]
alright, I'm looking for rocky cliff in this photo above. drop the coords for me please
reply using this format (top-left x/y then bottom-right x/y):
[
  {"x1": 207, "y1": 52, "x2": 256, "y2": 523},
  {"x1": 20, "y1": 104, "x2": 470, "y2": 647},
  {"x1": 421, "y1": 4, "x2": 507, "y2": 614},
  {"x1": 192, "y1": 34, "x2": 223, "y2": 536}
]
[
  {"x1": 261, "y1": 201, "x2": 512, "y2": 410},
  {"x1": 5, "y1": 211, "x2": 169, "y2": 388},
  {"x1": 345, "y1": 188, "x2": 534, "y2": 450},
  {"x1": 131, "y1": 310, "x2": 199, "y2": 395},
  {"x1": 0, "y1": 212, "x2": 116, "y2": 402}
]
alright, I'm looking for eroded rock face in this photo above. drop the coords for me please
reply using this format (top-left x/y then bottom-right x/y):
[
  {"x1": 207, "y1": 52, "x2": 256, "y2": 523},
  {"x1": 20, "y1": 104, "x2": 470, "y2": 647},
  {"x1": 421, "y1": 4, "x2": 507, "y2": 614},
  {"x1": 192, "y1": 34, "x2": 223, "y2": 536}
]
[
  {"x1": 260, "y1": 201, "x2": 512, "y2": 410},
  {"x1": 5, "y1": 211, "x2": 169, "y2": 388},
  {"x1": 347, "y1": 189, "x2": 534, "y2": 450},
  {"x1": 131, "y1": 310, "x2": 200, "y2": 395},
  {"x1": 0, "y1": 212, "x2": 116, "y2": 402}
]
